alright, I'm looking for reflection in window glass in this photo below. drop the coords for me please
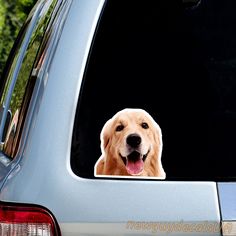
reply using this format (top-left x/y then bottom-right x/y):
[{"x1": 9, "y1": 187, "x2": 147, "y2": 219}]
[{"x1": 0, "y1": 0, "x2": 56, "y2": 158}]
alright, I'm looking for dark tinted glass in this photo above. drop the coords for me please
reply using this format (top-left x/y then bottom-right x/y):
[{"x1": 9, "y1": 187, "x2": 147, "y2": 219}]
[{"x1": 71, "y1": 0, "x2": 236, "y2": 180}]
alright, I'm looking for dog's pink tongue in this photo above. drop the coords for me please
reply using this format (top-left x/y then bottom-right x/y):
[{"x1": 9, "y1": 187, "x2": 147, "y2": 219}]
[{"x1": 126, "y1": 159, "x2": 144, "y2": 175}]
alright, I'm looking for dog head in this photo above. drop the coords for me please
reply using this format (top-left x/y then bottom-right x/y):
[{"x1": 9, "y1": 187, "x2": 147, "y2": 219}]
[{"x1": 100, "y1": 108, "x2": 163, "y2": 176}]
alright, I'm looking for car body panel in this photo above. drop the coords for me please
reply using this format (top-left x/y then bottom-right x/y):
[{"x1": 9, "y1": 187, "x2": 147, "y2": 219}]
[{"x1": 218, "y1": 183, "x2": 236, "y2": 221}]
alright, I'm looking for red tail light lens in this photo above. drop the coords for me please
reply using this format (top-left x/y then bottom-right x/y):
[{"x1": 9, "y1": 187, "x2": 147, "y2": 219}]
[{"x1": 0, "y1": 202, "x2": 61, "y2": 235}]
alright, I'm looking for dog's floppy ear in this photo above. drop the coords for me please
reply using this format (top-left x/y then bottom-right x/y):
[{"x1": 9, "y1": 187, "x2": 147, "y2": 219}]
[
  {"x1": 147, "y1": 112, "x2": 162, "y2": 155},
  {"x1": 100, "y1": 119, "x2": 112, "y2": 151},
  {"x1": 153, "y1": 123, "x2": 162, "y2": 149},
  {"x1": 150, "y1": 117, "x2": 166, "y2": 178}
]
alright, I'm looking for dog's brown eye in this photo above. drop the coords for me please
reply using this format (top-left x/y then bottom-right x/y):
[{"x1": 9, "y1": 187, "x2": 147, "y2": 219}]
[
  {"x1": 116, "y1": 124, "x2": 124, "y2": 132},
  {"x1": 141, "y1": 122, "x2": 149, "y2": 129}
]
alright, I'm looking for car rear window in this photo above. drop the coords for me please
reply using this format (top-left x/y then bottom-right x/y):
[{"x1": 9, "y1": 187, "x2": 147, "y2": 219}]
[{"x1": 71, "y1": 0, "x2": 236, "y2": 180}]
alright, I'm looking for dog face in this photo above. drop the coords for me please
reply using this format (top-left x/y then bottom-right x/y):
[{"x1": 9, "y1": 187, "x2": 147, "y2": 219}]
[{"x1": 100, "y1": 109, "x2": 163, "y2": 176}]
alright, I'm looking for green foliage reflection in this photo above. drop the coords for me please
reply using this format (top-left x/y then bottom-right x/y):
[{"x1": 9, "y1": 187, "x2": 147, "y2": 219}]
[{"x1": 0, "y1": 0, "x2": 37, "y2": 77}]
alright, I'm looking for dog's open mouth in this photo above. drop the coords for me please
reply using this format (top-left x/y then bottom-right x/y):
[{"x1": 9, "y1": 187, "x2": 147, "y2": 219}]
[{"x1": 120, "y1": 150, "x2": 149, "y2": 176}]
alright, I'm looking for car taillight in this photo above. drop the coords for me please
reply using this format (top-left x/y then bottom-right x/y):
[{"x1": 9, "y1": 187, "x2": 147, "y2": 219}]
[{"x1": 0, "y1": 202, "x2": 61, "y2": 236}]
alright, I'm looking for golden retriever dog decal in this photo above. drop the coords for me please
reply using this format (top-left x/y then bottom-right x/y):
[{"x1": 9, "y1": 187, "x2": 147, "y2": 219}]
[{"x1": 94, "y1": 109, "x2": 166, "y2": 179}]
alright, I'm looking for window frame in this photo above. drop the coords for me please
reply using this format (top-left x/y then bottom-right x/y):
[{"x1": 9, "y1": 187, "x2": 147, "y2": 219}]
[{"x1": 71, "y1": 0, "x2": 236, "y2": 181}]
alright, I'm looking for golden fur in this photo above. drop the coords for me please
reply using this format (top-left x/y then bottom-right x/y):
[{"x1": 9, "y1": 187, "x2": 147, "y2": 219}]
[{"x1": 94, "y1": 109, "x2": 166, "y2": 178}]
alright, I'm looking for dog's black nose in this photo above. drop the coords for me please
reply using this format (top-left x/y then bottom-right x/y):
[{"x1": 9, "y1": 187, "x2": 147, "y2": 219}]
[{"x1": 126, "y1": 134, "x2": 141, "y2": 148}]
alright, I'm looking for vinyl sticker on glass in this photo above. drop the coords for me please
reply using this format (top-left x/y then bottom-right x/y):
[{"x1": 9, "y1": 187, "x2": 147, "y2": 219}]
[{"x1": 94, "y1": 108, "x2": 166, "y2": 179}]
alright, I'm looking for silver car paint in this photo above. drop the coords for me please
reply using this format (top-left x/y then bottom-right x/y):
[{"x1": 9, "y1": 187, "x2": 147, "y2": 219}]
[
  {"x1": 218, "y1": 183, "x2": 236, "y2": 220},
  {"x1": 0, "y1": 0, "x2": 224, "y2": 235}
]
